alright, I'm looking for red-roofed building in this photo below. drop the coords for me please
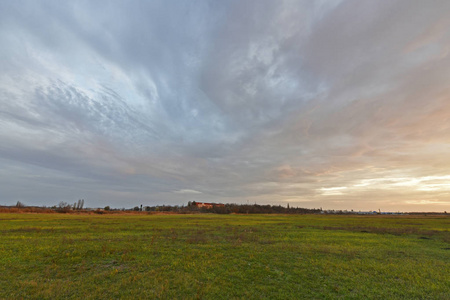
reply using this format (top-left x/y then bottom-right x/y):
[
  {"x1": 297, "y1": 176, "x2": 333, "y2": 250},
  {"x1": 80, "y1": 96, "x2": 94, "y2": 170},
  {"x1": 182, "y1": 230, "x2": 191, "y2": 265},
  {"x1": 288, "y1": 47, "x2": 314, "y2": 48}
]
[{"x1": 194, "y1": 202, "x2": 225, "y2": 209}]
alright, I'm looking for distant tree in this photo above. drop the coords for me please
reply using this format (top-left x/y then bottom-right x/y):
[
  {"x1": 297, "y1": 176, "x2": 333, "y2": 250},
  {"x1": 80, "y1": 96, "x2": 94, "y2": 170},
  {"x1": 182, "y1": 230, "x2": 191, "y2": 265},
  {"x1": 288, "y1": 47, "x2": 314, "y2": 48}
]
[
  {"x1": 16, "y1": 201, "x2": 25, "y2": 208},
  {"x1": 58, "y1": 201, "x2": 69, "y2": 209},
  {"x1": 57, "y1": 201, "x2": 71, "y2": 212},
  {"x1": 133, "y1": 206, "x2": 140, "y2": 211},
  {"x1": 76, "y1": 199, "x2": 84, "y2": 210},
  {"x1": 104, "y1": 206, "x2": 110, "y2": 211}
]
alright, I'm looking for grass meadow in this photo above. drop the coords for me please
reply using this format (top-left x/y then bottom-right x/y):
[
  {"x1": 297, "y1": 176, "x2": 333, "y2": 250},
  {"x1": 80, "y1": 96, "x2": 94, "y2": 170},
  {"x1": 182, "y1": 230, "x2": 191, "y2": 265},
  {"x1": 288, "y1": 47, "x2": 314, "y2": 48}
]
[{"x1": 0, "y1": 213, "x2": 449, "y2": 299}]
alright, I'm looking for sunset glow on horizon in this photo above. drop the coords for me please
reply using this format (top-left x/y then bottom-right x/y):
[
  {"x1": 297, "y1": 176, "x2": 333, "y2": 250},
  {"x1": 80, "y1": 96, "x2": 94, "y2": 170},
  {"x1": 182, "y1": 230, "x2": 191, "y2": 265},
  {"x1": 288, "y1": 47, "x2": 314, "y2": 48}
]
[{"x1": 1, "y1": 1, "x2": 450, "y2": 212}]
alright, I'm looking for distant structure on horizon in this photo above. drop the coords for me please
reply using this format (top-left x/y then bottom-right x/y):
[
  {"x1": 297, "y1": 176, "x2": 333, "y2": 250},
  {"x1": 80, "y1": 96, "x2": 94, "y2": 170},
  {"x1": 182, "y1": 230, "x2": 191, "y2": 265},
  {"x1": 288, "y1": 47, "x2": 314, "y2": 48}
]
[{"x1": 192, "y1": 202, "x2": 225, "y2": 209}]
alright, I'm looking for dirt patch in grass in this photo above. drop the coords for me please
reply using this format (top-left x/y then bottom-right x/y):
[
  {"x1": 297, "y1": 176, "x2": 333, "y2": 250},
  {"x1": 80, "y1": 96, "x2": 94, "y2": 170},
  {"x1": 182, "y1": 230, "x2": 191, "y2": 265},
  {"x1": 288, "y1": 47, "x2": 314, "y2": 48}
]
[
  {"x1": 3, "y1": 227, "x2": 46, "y2": 233},
  {"x1": 186, "y1": 230, "x2": 209, "y2": 244},
  {"x1": 315, "y1": 226, "x2": 442, "y2": 237}
]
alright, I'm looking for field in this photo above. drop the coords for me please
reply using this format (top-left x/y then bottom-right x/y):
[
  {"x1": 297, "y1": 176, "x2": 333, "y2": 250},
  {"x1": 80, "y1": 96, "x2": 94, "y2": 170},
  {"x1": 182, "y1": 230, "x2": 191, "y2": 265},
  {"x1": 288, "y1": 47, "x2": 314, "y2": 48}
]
[{"x1": 0, "y1": 213, "x2": 449, "y2": 299}]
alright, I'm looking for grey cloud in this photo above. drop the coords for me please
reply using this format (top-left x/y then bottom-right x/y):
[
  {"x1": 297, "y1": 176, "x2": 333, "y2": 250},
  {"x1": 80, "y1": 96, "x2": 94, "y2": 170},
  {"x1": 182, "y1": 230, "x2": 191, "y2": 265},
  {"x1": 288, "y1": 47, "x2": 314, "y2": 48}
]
[{"x1": 1, "y1": 0, "x2": 449, "y2": 211}]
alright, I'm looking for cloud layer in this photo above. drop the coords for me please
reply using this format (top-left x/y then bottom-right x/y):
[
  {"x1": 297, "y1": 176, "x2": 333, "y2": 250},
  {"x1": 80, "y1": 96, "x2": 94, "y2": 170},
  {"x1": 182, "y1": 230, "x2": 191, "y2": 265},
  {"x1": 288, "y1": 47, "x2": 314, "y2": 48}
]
[{"x1": 1, "y1": 0, "x2": 450, "y2": 211}]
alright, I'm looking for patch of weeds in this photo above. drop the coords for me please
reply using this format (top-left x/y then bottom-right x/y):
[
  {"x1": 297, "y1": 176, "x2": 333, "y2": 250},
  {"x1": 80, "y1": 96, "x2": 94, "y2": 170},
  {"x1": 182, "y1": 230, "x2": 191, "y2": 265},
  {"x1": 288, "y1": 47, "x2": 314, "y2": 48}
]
[
  {"x1": 187, "y1": 230, "x2": 208, "y2": 244},
  {"x1": 258, "y1": 239, "x2": 276, "y2": 245}
]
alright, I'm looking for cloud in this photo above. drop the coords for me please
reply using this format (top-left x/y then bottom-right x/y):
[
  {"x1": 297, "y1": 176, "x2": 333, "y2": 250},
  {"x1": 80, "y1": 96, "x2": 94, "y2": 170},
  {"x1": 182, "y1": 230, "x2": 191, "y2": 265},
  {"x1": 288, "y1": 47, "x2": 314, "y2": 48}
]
[
  {"x1": 174, "y1": 189, "x2": 202, "y2": 195},
  {"x1": 0, "y1": 0, "x2": 449, "y2": 211}
]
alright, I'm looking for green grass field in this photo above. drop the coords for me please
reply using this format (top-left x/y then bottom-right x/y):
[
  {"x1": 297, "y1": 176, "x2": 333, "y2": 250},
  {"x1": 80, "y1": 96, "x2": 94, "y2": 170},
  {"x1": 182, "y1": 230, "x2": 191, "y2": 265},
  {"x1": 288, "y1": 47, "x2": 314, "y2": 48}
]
[{"x1": 1, "y1": 213, "x2": 449, "y2": 299}]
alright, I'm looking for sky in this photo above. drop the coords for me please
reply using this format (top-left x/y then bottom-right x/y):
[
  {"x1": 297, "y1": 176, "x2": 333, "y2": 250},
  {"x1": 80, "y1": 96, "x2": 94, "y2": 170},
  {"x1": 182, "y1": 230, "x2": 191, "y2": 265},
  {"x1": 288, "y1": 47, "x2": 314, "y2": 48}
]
[{"x1": 1, "y1": 0, "x2": 450, "y2": 211}]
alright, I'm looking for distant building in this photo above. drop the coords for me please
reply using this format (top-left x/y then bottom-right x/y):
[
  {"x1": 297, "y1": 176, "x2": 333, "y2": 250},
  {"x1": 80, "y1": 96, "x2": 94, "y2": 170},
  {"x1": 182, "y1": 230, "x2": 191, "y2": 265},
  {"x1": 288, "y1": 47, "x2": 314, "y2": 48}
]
[{"x1": 194, "y1": 202, "x2": 225, "y2": 209}]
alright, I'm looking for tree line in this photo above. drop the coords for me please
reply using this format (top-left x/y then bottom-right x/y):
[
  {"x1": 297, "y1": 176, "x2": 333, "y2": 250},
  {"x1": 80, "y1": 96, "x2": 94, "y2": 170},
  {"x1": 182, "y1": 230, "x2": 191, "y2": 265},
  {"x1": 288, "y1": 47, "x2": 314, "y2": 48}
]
[
  {"x1": 6, "y1": 201, "x2": 321, "y2": 214},
  {"x1": 140, "y1": 202, "x2": 321, "y2": 214}
]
